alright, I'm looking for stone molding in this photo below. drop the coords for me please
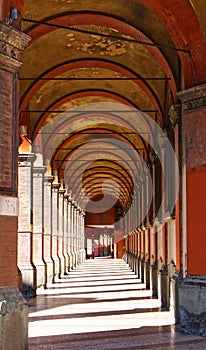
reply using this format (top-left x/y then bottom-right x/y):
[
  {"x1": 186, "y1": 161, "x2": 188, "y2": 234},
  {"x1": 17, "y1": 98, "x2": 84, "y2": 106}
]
[
  {"x1": 33, "y1": 166, "x2": 47, "y2": 175},
  {"x1": 44, "y1": 174, "x2": 54, "y2": 183},
  {"x1": 52, "y1": 182, "x2": 60, "y2": 190},
  {"x1": 18, "y1": 153, "x2": 36, "y2": 166},
  {"x1": 178, "y1": 84, "x2": 206, "y2": 113},
  {"x1": 0, "y1": 22, "x2": 30, "y2": 61}
]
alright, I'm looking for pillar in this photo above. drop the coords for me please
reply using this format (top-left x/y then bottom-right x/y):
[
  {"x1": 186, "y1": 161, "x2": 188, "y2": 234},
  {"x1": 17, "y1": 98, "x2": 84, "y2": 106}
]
[
  {"x1": 178, "y1": 85, "x2": 206, "y2": 336},
  {"x1": 0, "y1": 22, "x2": 30, "y2": 350},
  {"x1": 18, "y1": 152, "x2": 36, "y2": 298},
  {"x1": 169, "y1": 104, "x2": 183, "y2": 322},
  {"x1": 149, "y1": 155, "x2": 158, "y2": 297},
  {"x1": 52, "y1": 183, "x2": 60, "y2": 280},
  {"x1": 58, "y1": 188, "x2": 66, "y2": 277},
  {"x1": 43, "y1": 174, "x2": 54, "y2": 285},
  {"x1": 68, "y1": 198, "x2": 73, "y2": 268},
  {"x1": 32, "y1": 158, "x2": 46, "y2": 291},
  {"x1": 73, "y1": 203, "x2": 78, "y2": 266},
  {"x1": 63, "y1": 191, "x2": 70, "y2": 273}
]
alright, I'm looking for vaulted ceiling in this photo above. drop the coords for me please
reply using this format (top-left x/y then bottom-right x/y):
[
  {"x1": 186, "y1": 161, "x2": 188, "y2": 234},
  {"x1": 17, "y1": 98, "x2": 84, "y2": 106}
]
[{"x1": 2, "y1": 0, "x2": 206, "y2": 223}]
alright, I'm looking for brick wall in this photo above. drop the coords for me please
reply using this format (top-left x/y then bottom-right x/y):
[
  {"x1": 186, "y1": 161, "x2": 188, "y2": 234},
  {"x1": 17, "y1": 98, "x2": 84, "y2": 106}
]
[{"x1": 0, "y1": 215, "x2": 18, "y2": 287}]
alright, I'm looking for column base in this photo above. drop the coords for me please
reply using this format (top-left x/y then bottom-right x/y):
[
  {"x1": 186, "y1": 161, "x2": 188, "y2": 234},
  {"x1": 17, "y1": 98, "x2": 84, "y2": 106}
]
[
  {"x1": 68, "y1": 253, "x2": 73, "y2": 269},
  {"x1": 170, "y1": 270, "x2": 183, "y2": 323},
  {"x1": 140, "y1": 259, "x2": 145, "y2": 283},
  {"x1": 0, "y1": 286, "x2": 28, "y2": 350},
  {"x1": 144, "y1": 260, "x2": 150, "y2": 289},
  {"x1": 63, "y1": 253, "x2": 70, "y2": 274},
  {"x1": 133, "y1": 255, "x2": 138, "y2": 276},
  {"x1": 150, "y1": 261, "x2": 158, "y2": 297},
  {"x1": 179, "y1": 275, "x2": 206, "y2": 336},
  {"x1": 44, "y1": 257, "x2": 54, "y2": 286},
  {"x1": 33, "y1": 260, "x2": 46, "y2": 291},
  {"x1": 59, "y1": 254, "x2": 66, "y2": 278},
  {"x1": 52, "y1": 256, "x2": 60, "y2": 281},
  {"x1": 18, "y1": 262, "x2": 36, "y2": 299},
  {"x1": 158, "y1": 264, "x2": 169, "y2": 308}
]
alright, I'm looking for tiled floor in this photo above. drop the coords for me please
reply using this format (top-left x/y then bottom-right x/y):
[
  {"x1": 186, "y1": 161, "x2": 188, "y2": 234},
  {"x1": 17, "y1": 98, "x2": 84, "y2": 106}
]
[{"x1": 28, "y1": 258, "x2": 206, "y2": 349}]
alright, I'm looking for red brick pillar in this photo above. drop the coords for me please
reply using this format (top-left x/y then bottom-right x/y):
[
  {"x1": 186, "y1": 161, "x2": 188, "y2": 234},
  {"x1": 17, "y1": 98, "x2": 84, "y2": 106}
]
[
  {"x1": 52, "y1": 182, "x2": 60, "y2": 280},
  {"x1": 18, "y1": 152, "x2": 36, "y2": 298},
  {"x1": 178, "y1": 85, "x2": 206, "y2": 336},
  {"x1": 43, "y1": 174, "x2": 54, "y2": 285},
  {"x1": 0, "y1": 22, "x2": 30, "y2": 350},
  {"x1": 32, "y1": 156, "x2": 46, "y2": 290}
]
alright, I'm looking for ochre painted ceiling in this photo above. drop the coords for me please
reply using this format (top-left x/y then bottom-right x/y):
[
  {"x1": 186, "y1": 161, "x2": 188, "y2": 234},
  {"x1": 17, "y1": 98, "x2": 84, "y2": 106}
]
[{"x1": 2, "y1": 0, "x2": 206, "y2": 221}]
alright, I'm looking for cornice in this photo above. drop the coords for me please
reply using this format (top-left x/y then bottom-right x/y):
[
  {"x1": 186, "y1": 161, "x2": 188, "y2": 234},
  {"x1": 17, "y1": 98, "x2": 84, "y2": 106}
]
[{"x1": 178, "y1": 84, "x2": 206, "y2": 114}]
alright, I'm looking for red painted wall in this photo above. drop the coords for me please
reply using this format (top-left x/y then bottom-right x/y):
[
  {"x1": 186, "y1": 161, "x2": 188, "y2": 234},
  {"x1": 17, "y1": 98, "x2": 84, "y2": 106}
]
[{"x1": 187, "y1": 166, "x2": 206, "y2": 275}]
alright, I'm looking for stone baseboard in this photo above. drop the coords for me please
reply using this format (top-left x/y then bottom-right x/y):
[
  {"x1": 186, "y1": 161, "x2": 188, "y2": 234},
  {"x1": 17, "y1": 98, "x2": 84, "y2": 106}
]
[
  {"x1": 179, "y1": 274, "x2": 206, "y2": 336},
  {"x1": 0, "y1": 286, "x2": 28, "y2": 350}
]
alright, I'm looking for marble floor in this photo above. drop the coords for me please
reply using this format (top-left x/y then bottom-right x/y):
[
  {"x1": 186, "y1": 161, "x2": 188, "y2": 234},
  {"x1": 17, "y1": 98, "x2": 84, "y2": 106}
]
[{"x1": 28, "y1": 258, "x2": 206, "y2": 349}]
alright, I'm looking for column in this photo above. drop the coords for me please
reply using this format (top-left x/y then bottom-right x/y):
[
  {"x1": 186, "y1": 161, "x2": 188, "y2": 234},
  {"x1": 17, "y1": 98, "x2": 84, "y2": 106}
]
[
  {"x1": 32, "y1": 159, "x2": 46, "y2": 290},
  {"x1": 149, "y1": 156, "x2": 158, "y2": 297},
  {"x1": 43, "y1": 174, "x2": 54, "y2": 285},
  {"x1": 52, "y1": 182, "x2": 60, "y2": 280},
  {"x1": 70, "y1": 200, "x2": 75, "y2": 268},
  {"x1": 58, "y1": 188, "x2": 66, "y2": 277},
  {"x1": 169, "y1": 104, "x2": 183, "y2": 322},
  {"x1": 178, "y1": 85, "x2": 206, "y2": 336},
  {"x1": 68, "y1": 198, "x2": 72, "y2": 269},
  {"x1": 63, "y1": 191, "x2": 69, "y2": 273},
  {"x1": 158, "y1": 134, "x2": 169, "y2": 308},
  {"x1": 73, "y1": 203, "x2": 78, "y2": 266},
  {"x1": 18, "y1": 152, "x2": 36, "y2": 298},
  {"x1": 81, "y1": 211, "x2": 86, "y2": 261}
]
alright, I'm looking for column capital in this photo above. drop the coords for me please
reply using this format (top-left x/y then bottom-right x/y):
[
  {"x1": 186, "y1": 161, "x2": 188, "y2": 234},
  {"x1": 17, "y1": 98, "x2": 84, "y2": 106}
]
[
  {"x1": 178, "y1": 83, "x2": 206, "y2": 114},
  {"x1": 18, "y1": 153, "x2": 36, "y2": 166},
  {"x1": 169, "y1": 104, "x2": 182, "y2": 127},
  {"x1": 59, "y1": 188, "x2": 66, "y2": 194},
  {"x1": 0, "y1": 22, "x2": 30, "y2": 62},
  {"x1": 44, "y1": 175, "x2": 54, "y2": 183},
  {"x1": 33, "y1": 166, "x2": 47, "y2": 175},
  {"x1": 52, "y1": 182, "x2": 60, "y2": 190}
]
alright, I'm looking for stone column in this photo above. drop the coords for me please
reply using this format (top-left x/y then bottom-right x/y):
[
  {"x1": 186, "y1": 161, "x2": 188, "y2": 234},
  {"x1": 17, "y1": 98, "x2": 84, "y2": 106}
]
[
  {"x1": 63, "y1": 191, "x2": 69, "y2": 273},
  {"x1": 178, "y1": 84, "x2": 206, "y2": 336},
  {"x1": 52, "y1": 183, "x2": 60, "y2": 280},
  {"x1": 150, "y1": 226, "x2": 158, "y2": 297},
  {"x1": 158, "y1": 134, "x2": 169, "y2": 308},
  {"x1": 43, "y1": 174, "x2": 54, "y2": 286},
  {"x1": 58, "y1": 188, "x2": 66, "y2": 277},
  {"x1": 32, "y1": 161, "x2": 47, "y2": 291},
  {"x1": 69, "y1": 199, "x2": 75, "y2": 268},
  {"x1": 169, "y1": 104, "x2": 183, "y2": 322},
  {"x1": 67, "y1": 198, "x2": 72, "y2": 269},
  {"x1": 73, "y1": 203, "x2": 78, "y2": 267},
  {"x1": 81, "y1": 211, "x2": 86, "y2": 261},
  {"x1": 0, "y1": 22, "x2": 30, "y2": 350},
  {"x1": 18, "y1": 153, "x2": 36, "y2": 298}
]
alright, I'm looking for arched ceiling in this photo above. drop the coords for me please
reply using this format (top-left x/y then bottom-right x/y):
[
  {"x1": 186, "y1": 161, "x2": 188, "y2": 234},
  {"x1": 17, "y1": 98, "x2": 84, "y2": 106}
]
[{"x1": 2, "y1": 0, "x2": 206, "y2": 223}]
